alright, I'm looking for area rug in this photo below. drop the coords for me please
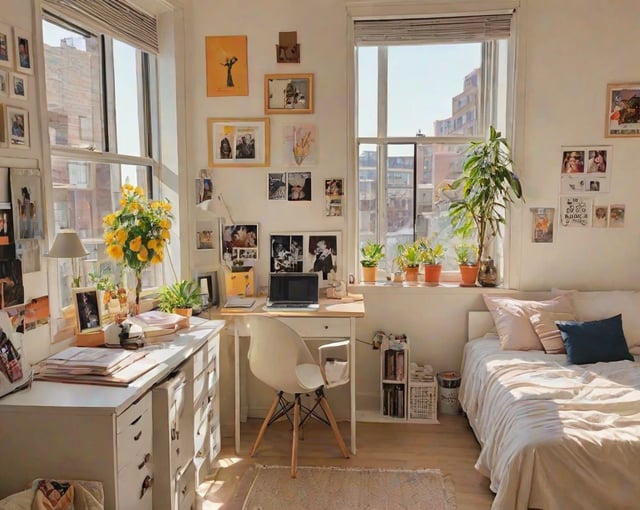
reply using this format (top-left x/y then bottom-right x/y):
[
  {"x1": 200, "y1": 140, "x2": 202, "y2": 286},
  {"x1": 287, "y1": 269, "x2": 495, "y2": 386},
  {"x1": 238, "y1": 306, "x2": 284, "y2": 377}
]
[{"x1": 242, "y1": 465, "x2": 457, "y2": 510}]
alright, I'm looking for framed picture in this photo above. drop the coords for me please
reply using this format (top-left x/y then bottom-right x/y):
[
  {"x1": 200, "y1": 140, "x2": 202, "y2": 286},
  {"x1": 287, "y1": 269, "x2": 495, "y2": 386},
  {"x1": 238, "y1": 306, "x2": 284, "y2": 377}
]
[
  {"x1": 0, "y1": 69, "x2": 8, "y2": 97},
  {"x1": 207, "y1": 117, "x2": 270, "y2": 167},
  {"x1": 264, "y1": 73, "x2": 314, "y2": 114},
  {"x1": 10, "y1": 169, "x2": 43, "y2": 240},
  {"x1": 0, "y1": 104, "x2": 6, "y2": 148},
  {"x1": 307, "y1": 232, "x2": 341, "y2": 286},
  {"x1": 9, "y1": 73, "x2": 26, "y2": 100},
  {"x1": 6, "y1": 106, "x2": 29, "y2": 148},
  {"x1": 13, "y1": 28, "x2": 33, "y2": 75},
  {"x1": 205, "y1": 35, "x2": 248, "y2": 97},
  {"x1": 73, "y1": 287, "x2": 102, "y2": 333},
  {"x1": 530, "y1": 207, "x2": 554, "y2": 243},
  {"x1": 605, "y1": 82, "x2": 640, "y2": 137},
  {"x1": 0, "y1": 23, "x2": 13, "y2": 69}
]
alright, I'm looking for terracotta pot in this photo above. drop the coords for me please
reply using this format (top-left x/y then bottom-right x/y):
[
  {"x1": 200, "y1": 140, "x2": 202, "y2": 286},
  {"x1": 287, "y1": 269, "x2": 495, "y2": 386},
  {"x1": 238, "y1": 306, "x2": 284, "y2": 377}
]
[
  {"x1": 173, "y1": 307, "x2": 193, "y2": 328},
  {"x1": 459, "y1": 264, "x2": 479, "y2": 287},
  {"x1": 361, "y1": 266, "x2": 377, "y2": 283},
  {"x1": 404, "y1": 266, "x2": 419, "y2": 282},
  {"x1": 423, "y1": 264, "x2": 442, "y2": 284}
]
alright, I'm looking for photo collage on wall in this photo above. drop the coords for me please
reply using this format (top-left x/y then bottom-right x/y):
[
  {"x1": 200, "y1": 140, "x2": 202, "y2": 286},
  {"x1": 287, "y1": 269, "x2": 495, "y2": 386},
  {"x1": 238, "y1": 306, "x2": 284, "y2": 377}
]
[{"x1": 220, "y1": 224, "x2": 258, "y2": 267}]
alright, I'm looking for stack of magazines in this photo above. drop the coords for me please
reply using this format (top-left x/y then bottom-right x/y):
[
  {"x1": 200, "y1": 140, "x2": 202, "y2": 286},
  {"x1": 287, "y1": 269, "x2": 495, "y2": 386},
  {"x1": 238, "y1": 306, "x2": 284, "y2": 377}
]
[{"x1": 35, "y1": 347, "x2": 155, "y2": 386}]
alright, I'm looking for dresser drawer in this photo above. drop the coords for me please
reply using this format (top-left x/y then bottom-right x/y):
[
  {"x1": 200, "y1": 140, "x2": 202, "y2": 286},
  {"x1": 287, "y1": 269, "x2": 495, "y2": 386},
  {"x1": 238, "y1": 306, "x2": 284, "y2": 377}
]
[
  {"x1": 176, "y1": 462, "x2": 196, "y2": 510},
  {"x1": 193, "y1": 369, "x2": 207, "y2": 406},
  {"x1": 192, "y1": 345, "x2": 206, "y2": 377},
  {"x1": 117, "y1": 392, "x2": 152, "y2": 435},
  {"x1": 207, "y1": 334, "x2": 219, "y2": 367},
  {"x1": 117, "y1": 410, "x2": 152, "y2": 472},
  {"x1": 279, "y1": 317, "x2": 350, "y2": 338},
  {"x1": 118, "y1": 459, "x2": 154, "y2": 510}
]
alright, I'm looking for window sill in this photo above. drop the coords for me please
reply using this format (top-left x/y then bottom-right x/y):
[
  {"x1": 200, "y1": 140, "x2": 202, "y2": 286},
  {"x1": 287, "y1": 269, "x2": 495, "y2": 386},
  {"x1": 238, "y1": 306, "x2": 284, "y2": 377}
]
[{"x1": 349, "y1": 282, "x2": 516, "y2": 295}]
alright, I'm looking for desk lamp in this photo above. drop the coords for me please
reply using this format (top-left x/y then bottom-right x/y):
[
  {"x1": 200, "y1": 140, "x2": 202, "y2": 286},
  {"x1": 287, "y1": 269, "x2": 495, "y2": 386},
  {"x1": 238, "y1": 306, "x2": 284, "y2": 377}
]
[{"x1": 46, "y1": 229, "x2": 89, "y2": 287}]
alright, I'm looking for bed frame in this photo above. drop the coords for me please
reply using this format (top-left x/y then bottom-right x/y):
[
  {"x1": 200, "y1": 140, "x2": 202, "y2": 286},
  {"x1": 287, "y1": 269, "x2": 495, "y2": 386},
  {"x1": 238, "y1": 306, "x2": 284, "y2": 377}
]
[{"x1": 468, "y1": 311, "x2": 494, "y2": 341}]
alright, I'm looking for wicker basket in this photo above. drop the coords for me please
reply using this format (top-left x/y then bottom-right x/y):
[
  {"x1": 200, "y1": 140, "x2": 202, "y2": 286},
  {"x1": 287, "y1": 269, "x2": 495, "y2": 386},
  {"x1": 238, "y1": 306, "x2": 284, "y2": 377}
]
[{"x1": 408, "y1": 381, "x2": 438, "y2": 422}]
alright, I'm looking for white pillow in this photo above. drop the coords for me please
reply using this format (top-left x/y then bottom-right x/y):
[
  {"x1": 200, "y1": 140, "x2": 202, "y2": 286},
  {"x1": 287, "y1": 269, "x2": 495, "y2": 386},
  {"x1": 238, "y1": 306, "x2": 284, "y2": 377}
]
[{"x1": 483, "y1": 294, "x2": 575, "y2": 351}]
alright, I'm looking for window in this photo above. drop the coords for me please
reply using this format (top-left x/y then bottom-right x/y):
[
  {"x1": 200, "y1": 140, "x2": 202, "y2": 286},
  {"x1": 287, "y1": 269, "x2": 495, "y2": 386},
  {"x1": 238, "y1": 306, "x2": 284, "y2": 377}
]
[
  {"x1": 43, "y1": 13, "x2": 158, "y2": 306},
  {"x1": 355, "y1": 14, "x2": 513, "y2": 276}
]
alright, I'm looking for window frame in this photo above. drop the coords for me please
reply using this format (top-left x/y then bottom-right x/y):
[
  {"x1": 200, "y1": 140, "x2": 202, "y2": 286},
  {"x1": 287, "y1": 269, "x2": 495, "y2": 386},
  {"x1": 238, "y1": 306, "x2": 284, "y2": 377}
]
[{"x1": 351, "y1": 21, "x2": 515, "y2": 283}]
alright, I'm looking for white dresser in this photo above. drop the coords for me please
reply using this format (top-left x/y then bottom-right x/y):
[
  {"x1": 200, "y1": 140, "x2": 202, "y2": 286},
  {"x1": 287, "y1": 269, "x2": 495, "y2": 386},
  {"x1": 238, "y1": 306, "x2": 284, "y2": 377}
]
[{"x1": 0, "y1": 318, "x2": 224, "y2": 510}]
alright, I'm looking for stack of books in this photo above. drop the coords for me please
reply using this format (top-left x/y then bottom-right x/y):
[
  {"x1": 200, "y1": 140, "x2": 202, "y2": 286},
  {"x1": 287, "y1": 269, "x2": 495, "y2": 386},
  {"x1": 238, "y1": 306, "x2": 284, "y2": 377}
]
[{"x1": 409, "y1": 362, "x2": 434, "y2": 383}]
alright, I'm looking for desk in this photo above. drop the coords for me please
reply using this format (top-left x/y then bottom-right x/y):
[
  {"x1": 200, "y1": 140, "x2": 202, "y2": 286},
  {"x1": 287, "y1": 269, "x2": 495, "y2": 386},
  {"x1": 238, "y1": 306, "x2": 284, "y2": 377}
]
[{"x1": 220, "y1": 297, "x2": 365, "y2": 454}]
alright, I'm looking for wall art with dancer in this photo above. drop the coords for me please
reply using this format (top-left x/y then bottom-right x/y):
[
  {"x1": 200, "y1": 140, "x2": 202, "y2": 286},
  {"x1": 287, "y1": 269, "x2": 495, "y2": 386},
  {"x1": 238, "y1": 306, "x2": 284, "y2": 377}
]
[{"x1": 10, "y1": 168, "x2": 43, "y2": 240}]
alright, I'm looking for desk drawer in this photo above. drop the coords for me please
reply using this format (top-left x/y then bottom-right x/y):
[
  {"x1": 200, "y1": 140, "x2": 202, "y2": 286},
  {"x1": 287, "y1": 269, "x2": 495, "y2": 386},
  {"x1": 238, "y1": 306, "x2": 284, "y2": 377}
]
[
  {"x1": 117, "y1": 392, "x2": 152, "y2": 435},
  {"x1": 279, "y1": 317, "x2": 349, "y2": 338}
]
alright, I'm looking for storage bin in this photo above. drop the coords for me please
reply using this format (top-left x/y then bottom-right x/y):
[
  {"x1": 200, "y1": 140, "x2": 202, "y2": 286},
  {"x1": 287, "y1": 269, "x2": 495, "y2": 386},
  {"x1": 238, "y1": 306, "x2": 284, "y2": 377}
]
[{"x1": 437, "y1": 371, "x2": 461, "y2": 415}]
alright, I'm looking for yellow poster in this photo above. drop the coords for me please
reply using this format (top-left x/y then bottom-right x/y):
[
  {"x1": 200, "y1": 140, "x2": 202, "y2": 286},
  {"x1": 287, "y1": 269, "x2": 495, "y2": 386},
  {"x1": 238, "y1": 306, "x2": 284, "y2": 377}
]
[{"x1": 205, "y1": 35, "x2": 248, "y2": 97}]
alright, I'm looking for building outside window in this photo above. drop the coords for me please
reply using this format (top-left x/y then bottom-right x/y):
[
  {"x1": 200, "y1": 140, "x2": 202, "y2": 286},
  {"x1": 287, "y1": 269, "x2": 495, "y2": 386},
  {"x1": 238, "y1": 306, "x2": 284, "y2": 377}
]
[
  {"x1": 355, "y1": 14, "x2": 513, "y2": 277},
  {"x1": 42, "y1": 13, "x2": 158, "y2": 306}
]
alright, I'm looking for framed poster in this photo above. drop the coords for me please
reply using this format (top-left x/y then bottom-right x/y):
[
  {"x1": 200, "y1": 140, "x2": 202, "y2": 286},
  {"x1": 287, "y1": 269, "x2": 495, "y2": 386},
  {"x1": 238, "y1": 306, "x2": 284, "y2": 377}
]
[
  {"x1": 0, "y1": 23, "x2": 14, "y2": 69},
  {"x1": 264, "y1": 73, "x2": 313, "y2": 114},
  {"x1": 207, "y1": 117, "x2": 270, "y2": 167},
  {"x1": 14, "y1": 27, "x2": 33, "y2": 75},
  {"x1": 606, "y1": 83, "x2": 640, "y2": 137},
  {"x1": 205, "y1": 35, "x2": 248, "y2": 97},
  {"x1": 6, "y1": 106, "x2": 29, "y2": 148}
]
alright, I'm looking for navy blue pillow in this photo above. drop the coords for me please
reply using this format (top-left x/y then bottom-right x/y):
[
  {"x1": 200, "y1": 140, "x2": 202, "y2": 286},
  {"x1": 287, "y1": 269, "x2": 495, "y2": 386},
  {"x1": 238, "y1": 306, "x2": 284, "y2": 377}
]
[{"x1": 555, "y1": 314, "x2": 634, "y2": 365}]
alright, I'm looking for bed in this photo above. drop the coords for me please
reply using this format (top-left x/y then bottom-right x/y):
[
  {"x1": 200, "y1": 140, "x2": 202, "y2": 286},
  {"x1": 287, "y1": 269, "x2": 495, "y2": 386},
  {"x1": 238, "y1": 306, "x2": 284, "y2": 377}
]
[{"x1": 460, "y1": 300, "x2": 640, "y2": 510}]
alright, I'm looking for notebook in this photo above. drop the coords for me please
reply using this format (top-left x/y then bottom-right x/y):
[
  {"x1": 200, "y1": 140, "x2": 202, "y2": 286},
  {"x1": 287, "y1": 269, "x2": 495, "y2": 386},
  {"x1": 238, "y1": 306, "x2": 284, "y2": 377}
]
[{"x1": 266, "y1": 272, "x2": 320, "y2": 310}]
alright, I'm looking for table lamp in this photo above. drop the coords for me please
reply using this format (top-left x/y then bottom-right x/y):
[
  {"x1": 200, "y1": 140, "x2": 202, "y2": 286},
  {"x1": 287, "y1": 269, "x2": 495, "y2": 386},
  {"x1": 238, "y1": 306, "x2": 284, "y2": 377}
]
[{"x1": 46, "y1": 229, "x2": 89, "y2": 287}]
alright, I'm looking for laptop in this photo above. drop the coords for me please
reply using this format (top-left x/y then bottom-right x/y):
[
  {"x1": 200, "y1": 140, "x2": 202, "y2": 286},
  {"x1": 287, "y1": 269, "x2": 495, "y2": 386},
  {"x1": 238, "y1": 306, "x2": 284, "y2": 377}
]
[{"x1": 266, "y1": 272, "x2": 320, "y2": 310}]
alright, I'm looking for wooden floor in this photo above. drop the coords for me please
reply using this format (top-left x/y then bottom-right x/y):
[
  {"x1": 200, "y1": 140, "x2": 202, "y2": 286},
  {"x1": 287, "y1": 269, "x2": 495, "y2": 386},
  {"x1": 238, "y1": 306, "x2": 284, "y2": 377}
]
[{"x1": 200, "y1": 414, "x2": 495, "y2": 509}]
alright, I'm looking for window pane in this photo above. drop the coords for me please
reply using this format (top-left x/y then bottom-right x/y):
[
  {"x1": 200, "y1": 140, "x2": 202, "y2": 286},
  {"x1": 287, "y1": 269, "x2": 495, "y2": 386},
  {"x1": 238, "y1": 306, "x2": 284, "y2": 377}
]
[
  {"x1": 357, "y1": 47, "x2": 378, "y2": 137},
  {"x1": 43, "y1": 20, "x2": 103, "y2": 149},
  {"x1": 358, "y1": 143, "x2": 378, "y2": 244},
  {"x1": 113, "y1": 39, "x2": 146, "y2": 157},
  {"x1": 386, "y1": 145, "x2": 414, "y2": 262},
  {"x1": 387, "y1": 44, "x2": 481, "y2": 137}
]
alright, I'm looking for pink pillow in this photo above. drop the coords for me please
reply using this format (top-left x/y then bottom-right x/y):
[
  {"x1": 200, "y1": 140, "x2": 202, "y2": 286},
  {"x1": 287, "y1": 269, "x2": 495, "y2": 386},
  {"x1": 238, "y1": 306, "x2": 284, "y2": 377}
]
[{"x1": 483, "y1": 294, "x2": 574, "y2": 351}]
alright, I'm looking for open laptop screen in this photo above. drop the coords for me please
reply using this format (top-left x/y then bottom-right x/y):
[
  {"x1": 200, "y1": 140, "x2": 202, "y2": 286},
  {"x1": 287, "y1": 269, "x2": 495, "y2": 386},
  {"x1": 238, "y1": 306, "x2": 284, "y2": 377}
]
[{"x1": 268, "y1": 272, "x2": 319, "y2": 306}]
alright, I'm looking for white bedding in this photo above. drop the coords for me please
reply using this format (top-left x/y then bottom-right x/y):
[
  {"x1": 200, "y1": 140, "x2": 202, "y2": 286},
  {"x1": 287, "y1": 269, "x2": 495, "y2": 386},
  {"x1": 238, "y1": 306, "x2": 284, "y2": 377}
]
[{"x1": 460, "y1": 336, "x2": 640, "y2": 510}]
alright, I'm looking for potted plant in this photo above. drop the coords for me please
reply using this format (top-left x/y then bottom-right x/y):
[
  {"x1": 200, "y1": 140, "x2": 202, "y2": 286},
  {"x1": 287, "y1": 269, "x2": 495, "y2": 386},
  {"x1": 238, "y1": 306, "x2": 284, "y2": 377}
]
[
  {"x1": 395, "y1": 241, "x2": 422, "y2": 282},
  {"x1": 455, "y1": 242, "x2": 479, "y2": 286},
  {"x1": 360, "y1": 241, "x2": 385, "y2": 283},
  {"x1": 418, "y1": 237, "x2": 446, "y2": 284},
  {"x1": 158, "y1": 279, "x2": 201, "y2": 326},
  {"x1": 448, "y1": 126, "x2": 524, "y2": 287}
]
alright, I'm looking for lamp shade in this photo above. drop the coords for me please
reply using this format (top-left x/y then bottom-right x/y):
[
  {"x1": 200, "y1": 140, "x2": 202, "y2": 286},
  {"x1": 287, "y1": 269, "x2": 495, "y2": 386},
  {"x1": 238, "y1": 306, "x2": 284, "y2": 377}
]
[{"x1": 46, "y1": 230, "x2": 89, "y2": 259}]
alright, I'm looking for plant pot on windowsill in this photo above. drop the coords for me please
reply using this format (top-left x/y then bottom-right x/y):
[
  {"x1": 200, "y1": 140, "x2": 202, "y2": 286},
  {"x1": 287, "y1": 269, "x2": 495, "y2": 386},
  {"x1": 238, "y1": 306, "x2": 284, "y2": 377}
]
[
  {"x1": 423, "y1": 264, "x2": 442, "y2": 285},
  {"x1": 459, "y1": 264, "x2": 479, "y2": 287},
  {"x1": 361, "y1": 266, "x2": 378, "y2": 283},
  {"x1": 404, "y1": 265, "x2": 420, "y2": 282}
]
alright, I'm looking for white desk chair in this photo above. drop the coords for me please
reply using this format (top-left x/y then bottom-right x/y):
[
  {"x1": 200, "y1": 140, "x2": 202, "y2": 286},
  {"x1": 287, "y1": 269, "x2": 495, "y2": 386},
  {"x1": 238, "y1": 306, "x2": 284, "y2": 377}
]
[{"x1": 245, "y1": 315, "x2": 350, "y2": 477}]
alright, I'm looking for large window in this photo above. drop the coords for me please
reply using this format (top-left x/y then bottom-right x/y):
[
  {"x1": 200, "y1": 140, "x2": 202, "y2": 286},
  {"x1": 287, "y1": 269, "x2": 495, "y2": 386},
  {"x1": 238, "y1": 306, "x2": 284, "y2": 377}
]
[
  {"x1": 42, "y1": 13, "x2": 158, "y2": 306},
  {"x1": 356, "y1": 14, "x2": 512, "y2": 277}
]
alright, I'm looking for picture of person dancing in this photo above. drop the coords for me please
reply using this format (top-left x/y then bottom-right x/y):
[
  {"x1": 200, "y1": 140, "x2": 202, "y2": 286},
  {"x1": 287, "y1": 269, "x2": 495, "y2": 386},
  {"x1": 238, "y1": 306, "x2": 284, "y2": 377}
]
[{"x1": 222, "y1": 56, "x2": 238, "y2": 87}]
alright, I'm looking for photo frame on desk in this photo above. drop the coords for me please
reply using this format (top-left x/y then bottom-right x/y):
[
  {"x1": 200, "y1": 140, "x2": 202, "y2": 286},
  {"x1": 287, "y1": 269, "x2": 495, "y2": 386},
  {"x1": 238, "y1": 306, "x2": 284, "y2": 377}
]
[{"x1": 73, "y1": 287, "x2": 102, "y2": 333}]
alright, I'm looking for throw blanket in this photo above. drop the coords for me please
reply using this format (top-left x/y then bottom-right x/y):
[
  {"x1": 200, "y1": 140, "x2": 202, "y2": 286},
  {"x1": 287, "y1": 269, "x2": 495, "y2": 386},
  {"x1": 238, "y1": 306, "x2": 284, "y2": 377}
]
[{"x1": 0, "y1": 480, "x2": 103, "y2": 510}]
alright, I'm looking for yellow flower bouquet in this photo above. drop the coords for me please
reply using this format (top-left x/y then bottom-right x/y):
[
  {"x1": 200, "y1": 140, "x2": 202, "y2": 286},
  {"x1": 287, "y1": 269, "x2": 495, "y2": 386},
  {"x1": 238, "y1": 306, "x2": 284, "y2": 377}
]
[{"x1": 103, "y1": 184, "x2": 173, "y2": 311}]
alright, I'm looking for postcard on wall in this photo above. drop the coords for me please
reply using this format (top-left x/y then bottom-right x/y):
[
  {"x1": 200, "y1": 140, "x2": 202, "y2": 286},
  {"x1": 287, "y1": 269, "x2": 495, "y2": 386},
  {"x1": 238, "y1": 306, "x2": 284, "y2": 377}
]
[
  {"x1": 10, "y1": 169, "x2": 43, "y2": 240},
  {"x1": 196, "y1": 178, "x2": 213, "y2": 204},
  {"x1": 7, "y1": 106, "x2": 29, "y2": 148},
  {"x1": 606, "y1": 83, "x2": 640, "y2": 137},
  {"x1": 287, "y1": 171, "x2": 311, "y2": 201},
  {"x1": 325, "y1": 178, "x2": 343, "y2": 217},
  {"x1": 560, "y1": 146, "x2": 611, "y2": 194},
  {"x1": 14, "y1": 28, "x2": 33, "y2": 75},
  {"x1": 268, "y1": 172, "x2": 287, "y2": 200},
  {"x1": 306, "y1": 232, "x2": 341, "y2": 287},
  {"x1": 609, "y1": 204, "x2": 625, "y2": 228},
  {"x1": 220, "y1": 224, "x2": 258, "y2": 266},
  {"x1": 205, "y1": 35, "x2": 248, "y2": 97},
  {"x1": 593, "y1": 205, "x2": 609, "y2": 228},
  {"x1": 270, "y1": 234, "x2": 304, "y2": 272},
  {"x1": 0, "y1": 259, "x2": 24, "y2": 309},
  {"x1": 559, "y1": 196, "x2": 592, "y2": 228},
  {"x1": 24, "y1": 295, "x2": 49, "y2": 331},
  {"x1": 531, "y1": 207, "x2": 554, "y2": 243},
  {"x1": 195, "y1": 221, "x2": 215, "y2": 250},
  {"x1": 0, "y1": 23, "x2": 14, "y2": 69},
  {"x1": 283, "y1": 125, "x2": 318, "y2": 167}
]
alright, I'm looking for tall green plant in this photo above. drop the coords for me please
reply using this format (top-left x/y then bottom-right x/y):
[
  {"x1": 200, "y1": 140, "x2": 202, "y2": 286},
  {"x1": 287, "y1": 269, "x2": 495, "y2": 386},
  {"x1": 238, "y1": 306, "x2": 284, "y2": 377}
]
[{"x1": 448, "y1": 126, "x2": 523, "y2": 264}]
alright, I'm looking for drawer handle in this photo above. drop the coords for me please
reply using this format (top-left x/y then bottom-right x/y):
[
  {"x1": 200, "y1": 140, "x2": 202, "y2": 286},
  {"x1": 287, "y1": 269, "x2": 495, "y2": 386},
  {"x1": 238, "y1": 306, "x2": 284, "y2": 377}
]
[
  {"x1": 138, "y1": 452, "x2": 151, "y2": 470},
  {"x1": 134, "y1": 430, "x2": 143, "y2": 441},
  {"x1": 140, "y1": 475, "x2": 153, "y2": 499},
  {"x1": 130, "y1": 414, "x2": 142, "y2": 426},
  {"x1": 324, "y1": 325, "x2": 329, "y2": 329}
]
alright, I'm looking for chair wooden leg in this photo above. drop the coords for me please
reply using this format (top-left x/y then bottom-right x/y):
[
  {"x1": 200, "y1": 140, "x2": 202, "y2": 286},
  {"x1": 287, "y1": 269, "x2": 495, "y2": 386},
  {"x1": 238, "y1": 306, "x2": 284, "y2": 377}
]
[
  {"x1": 291, "y1": 395, "x2": 300, "y2": 478},
  {"x1": 319, "y1": 396, "x2": 350, "y2": 459},
  {"x1": 250, "y1": 393, "x2": 280, "y2": 457}
]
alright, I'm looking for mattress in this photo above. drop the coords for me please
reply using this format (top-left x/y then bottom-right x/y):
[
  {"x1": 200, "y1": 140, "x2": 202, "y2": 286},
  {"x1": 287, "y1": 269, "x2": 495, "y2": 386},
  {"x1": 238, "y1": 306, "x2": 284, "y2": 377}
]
[{"x1": 459, "y1": 336, "x2": 640, "y2": 510}]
